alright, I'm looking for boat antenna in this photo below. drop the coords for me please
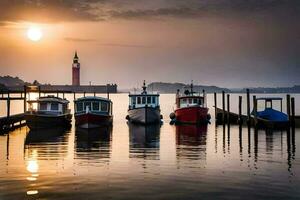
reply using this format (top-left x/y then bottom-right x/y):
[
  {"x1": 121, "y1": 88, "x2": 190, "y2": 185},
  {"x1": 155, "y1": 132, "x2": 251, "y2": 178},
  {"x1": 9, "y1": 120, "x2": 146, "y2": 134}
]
[{"x1": 142, "y1": 80, "x2": 147, "y2": 94}]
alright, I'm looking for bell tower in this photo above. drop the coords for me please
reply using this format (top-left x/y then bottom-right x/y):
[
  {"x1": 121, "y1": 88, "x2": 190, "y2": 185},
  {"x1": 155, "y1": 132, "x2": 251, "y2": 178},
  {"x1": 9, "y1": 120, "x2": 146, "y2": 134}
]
[{"x1": 72, "y1": 51, "x2": 80, "y2": 86}]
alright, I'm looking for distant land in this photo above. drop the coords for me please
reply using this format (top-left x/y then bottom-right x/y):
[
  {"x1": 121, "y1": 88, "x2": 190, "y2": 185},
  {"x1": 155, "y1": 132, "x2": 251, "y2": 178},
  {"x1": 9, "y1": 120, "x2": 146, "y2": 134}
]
[
  {"x1": 143, "y1": 82, "x2": 300, "y2": 94},
  {"x1": 0, "y1": 76, "x2": 300, "y2": 93}
]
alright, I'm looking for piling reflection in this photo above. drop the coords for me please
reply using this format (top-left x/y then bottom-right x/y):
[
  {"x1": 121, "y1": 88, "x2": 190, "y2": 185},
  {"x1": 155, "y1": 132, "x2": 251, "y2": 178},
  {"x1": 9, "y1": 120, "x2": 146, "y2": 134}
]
[
  {"x1": 128, "y1": 123, "x2": 160, "y2": 160},
  {"x1": 176, "y1": 125, "x2": 207, "y2": 161},
  {"x1": 75, "y1": 126, "x2": 112, "y2": 162}
]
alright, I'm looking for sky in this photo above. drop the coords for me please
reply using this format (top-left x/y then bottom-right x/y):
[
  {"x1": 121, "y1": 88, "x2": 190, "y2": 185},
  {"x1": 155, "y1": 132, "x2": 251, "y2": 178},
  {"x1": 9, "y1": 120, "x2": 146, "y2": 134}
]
[{"x1": 0, "y1": 0, "x2": 299, "y2": 88}]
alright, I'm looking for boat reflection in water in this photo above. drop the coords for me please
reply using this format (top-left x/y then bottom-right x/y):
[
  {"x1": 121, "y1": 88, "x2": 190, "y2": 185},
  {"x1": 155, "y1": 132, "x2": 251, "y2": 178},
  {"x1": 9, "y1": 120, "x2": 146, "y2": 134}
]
[
  {"x1": 75, "y1": 126, "x2": 112, "y2": 163},
  {"x1": 128, "y1": 123, "x2": 160, "y2": 160},
  {"x1": 176, "y1": 124, "x2": 207, "y2": 161}
]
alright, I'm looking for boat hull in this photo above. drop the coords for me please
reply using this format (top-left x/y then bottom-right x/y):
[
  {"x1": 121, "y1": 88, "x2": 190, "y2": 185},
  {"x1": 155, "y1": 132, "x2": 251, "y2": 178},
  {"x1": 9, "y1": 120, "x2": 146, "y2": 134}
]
[
  {"x1": 174, "y1": 106, "x2": 209, "y2": 125},
  {"x1": 128, "y1": 107, "x2": 161, "y2": 125},
  {"x1": 25, "y1": 113, "x2": 72, "y2": 130},
  {"x1": 75, "y1": 112, "x2": 113, "y2": 129}
]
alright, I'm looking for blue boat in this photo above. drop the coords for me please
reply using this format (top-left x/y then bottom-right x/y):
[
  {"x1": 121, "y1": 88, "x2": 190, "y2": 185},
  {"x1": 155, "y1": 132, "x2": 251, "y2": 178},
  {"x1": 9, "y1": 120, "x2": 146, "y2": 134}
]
[{"x1": 252, "y1": 97, "x2": 289, "y2": 129}]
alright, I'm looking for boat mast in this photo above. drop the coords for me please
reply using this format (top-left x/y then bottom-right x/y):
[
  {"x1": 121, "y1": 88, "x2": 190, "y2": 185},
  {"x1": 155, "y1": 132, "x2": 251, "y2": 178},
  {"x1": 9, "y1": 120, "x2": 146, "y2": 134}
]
[
  {"x1": 190, "y1": 80, "x2": 194, "y2": 96},
  {"x1": 142, "y1": 80, "x2": 147, "y2": 95}
]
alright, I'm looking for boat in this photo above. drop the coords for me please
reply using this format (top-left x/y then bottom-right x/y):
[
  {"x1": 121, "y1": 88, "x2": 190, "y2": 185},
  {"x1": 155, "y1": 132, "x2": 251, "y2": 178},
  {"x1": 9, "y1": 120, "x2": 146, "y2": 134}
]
[
  {"x1": 25, "y1": 96, "x2": 72, "y2": 130},
  {"x1": 252, "y1": 97, "x2": 289, "y2": 129},
  {"x1": 126, "y1": 81, "x2": 162, "y2": 125},
  {"x1": 74, "y1": 96, "x2": 113, "y2": 129},
  {"x1": 170, "y1": 82, "x2": 210, "y2": 125}
]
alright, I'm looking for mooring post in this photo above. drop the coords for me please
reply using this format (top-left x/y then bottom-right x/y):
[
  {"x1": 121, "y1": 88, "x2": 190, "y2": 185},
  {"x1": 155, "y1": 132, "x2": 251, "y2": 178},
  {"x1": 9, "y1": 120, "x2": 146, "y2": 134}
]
[
  {"x1": 286, "y1": 94, "x2": 291, "y2": 121},
  {"x1": 291, "y1": 97, "x2": 295, "y2": 126},
  {"x1": 62, "y1": 92, "x2": 65, "y2": 99},
  {"x1": 73, "y1": 92, "x2": 76, "y2": 100},
  {"x1": 238, "y1": 96, "x2": 242, "y2": 124},
  {"x1": 253, "y1": 95, "x2": 257, "y2": 126},
  {"x1": 23, "y1": 85, "x2": 27, "y2": 113},
  {"x1": 227, "y1": 94, "x2": 230, "y2": 124},
  {"x1": 107, "y1": 92, "x2": 110, "y2": 99},
  {"x1": 214, "y1": 92, "x2": 217, "y2": 120},
  {"x1": 246, "y1": 89, "x2": 250, "y2": 123},
  {"x1": 222, "y1": 91, "x2": 225, "y2": 123},
  {"x1": 84, "y1": 92, "x2": 86, "y2": 97},
  {"x1": 7, "y1": 92, "x2": 10, "y2": 119},
  {"x1": 94, "y1": 92, "x2": 96, "y2": 97},
  {"x1": 56, "y1": 92, "x2": 59, "y2": 98}
]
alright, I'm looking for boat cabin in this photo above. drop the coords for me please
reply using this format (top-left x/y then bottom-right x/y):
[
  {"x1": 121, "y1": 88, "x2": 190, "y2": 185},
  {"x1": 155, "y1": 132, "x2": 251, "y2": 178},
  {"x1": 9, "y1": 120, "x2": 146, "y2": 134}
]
[
  {"x1": 74, "y1": 96, "x2": 113, "y2": 115},
  {"x1": 128, "y1": 80, "x2": 160, "y2": 110},
  {"x1": 129, "y1": 94, "x2": 159, "y2": 109},
  {"x1": 27, "y1": 96, "x2": 70, "y2": 114},
  {"x1": 256, "y1": 97, "x2": 283, "y2": 111},
  {"x1": 176, "y1": 96, "x2": 205, "y2": 109}
]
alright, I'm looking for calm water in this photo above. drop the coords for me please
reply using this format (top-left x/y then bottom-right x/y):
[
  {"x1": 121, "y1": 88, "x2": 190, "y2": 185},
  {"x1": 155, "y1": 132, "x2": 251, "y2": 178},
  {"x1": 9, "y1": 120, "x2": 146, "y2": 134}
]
[{"x1": 0, "y1": 94, "x2": 300, "y2": 200}]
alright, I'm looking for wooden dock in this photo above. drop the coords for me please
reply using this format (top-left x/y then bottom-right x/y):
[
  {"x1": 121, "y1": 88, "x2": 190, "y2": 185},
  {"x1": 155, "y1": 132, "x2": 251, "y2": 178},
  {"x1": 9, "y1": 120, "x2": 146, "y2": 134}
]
[{"x1": 214, "y1": 90, "x2": 299, "y2": 129}]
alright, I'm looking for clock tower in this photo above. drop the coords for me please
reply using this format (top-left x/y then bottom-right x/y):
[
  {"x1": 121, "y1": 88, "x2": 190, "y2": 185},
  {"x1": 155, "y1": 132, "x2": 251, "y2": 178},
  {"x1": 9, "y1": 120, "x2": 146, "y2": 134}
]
[{"x1": 72, "y1": 51, "x2": 80, "y2": 86}]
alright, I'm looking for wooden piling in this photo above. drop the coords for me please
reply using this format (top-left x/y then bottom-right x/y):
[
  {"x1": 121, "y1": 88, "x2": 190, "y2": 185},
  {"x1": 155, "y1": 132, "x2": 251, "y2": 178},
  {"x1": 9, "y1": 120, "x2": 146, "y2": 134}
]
[
  {"x1": 246, "y1": 89, "x2": 250, "y2": 122},
  {"x1": 291, "y1": 97, "x2": 295, "y2": 126},
  {"x1": 286, "y1": 94, "x2": 291, "y2": 121},
  {"x1": 73, "y1": 92, "x2": 76, "y2": 100},
  {"x1": 23, "y1": 86, "x2": 27, "y2": 112},
  {"x1": 94, "y1": 92, "x2": 96, "y2": 97},
  {"x1": 84, "y1": 92, "x2": 86, "y2": 97},
  {"x1": 222, "y1": 91, "x2": 225, "y2": 123},
  {"x1": 253, "y1": 95, "x2": 257, "y2": 126},
  {"x1": 238, "y1": 96, "x2": 242, "y2": 124},
  {"x1": 7, "y1": 92, "x2": 10, "y2": 119},
  {"x1": 227, "y1": 94, "x2": 230, "y2": 124},
  {"x1": 214, "y1": 92, "x2": 217, "y2": 120},
  {"x1": 63, "y1": 92, "x2": 65, "y2": 99}
]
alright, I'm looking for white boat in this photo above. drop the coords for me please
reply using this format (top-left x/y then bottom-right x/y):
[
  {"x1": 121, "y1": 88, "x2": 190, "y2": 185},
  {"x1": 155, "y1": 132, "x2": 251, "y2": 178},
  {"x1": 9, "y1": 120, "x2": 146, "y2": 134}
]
[{"x1": 127, "y1": 81, "x2": 162, "y2": 125}]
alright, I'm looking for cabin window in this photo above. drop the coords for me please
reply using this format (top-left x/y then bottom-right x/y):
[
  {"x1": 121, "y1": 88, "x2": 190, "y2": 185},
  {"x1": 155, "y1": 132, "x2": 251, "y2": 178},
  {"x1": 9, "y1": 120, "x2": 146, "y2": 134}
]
[
  {"x1": 39, "y1": 102, "x2": 47, "y2": 110},
  {"x1": 181, "y1": 99, "x2": 187, "y2": 104},
  {"x1": 84, "y1": 102, "x2": 91, "y2": 110},
  {"x1": 188, "y1": 99, "x2": 193, "y2": 104},
  {"x1": 142, "y1": 97, "x2": 146, "y2": 104},
  {"x1": 101, "y1": 102, "x2": 108, "y2": 112},
  {"x1": 137, "y1": 97, "x2": 141, "y2": 104},
  {"x1": 92, "y1": 102, "x2": 100, "y2": 111},
  {"x1": 76, "y1": 102, "x2": 83, "y2": 112},
  {"x1": 152, "y1": 96, "x2": 156, "y2": 104},
  {"x1": 51, "y1": 103, "x2": 59, "y2": 111},
  {"x1": 193, "y1": 99, "x2": 199, "y2": 104},
  {"x1": 147, "y1": 96, "x2": 152, "y2": 104},
  {"x1": 132, "y1": 97, "x2": 136, "y2": 105}
]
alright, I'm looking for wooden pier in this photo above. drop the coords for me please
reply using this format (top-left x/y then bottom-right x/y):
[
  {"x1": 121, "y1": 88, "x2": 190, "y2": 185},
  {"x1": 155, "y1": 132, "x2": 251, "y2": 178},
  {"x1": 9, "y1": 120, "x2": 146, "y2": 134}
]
[
  {"x1": 214, "y1": 89, "x2": 299, "y2": 129},
  {"x1": 0, "y1": 85, "x2": 112, "y2": 134}
]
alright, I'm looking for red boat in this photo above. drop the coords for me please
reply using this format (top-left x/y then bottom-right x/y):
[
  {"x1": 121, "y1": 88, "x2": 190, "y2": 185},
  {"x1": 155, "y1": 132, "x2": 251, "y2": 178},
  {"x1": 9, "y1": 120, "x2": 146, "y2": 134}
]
[
  {"x1": 170, "y1": 83, "x2": 210, "y2": 125},
  {"x1": 74, "y1": 96, "x2": 113, "y2": 129}
]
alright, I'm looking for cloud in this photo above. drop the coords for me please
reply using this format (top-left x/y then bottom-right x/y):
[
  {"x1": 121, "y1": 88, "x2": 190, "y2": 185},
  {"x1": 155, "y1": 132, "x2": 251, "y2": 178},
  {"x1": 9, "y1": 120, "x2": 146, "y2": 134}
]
[
  {"x1": 64, "y1": 37, "x2": 152, "y2": 48},
  {"x1": 64, "y1": 37, "x2": 97, "y2": 42},
  {"x1": 0, "y1": 0, "x2": 298, "y2": 25}
]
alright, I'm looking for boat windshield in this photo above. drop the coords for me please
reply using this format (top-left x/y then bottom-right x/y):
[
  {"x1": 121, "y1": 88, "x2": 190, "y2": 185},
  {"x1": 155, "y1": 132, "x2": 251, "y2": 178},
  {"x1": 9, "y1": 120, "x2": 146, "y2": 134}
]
[
  {"x1": 75, "y1": 101, "x2": 110, "y2": 113},
  {"x1": 179, "y1": 97, "x2": 203, "y2": 108},
  {"x1": 129, "y1": 95, "x2": 159, "y2": 109}
]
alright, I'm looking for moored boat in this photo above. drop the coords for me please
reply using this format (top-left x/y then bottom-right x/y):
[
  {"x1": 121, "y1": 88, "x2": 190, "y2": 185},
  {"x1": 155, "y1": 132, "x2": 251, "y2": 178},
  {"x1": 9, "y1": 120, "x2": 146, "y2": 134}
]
[
  {"x1": 252, "y1": 97, "x2": 289, "y2": 129},
  {"x1": 170, "y1": 82, "x2": 210, "y2": 125},
  {"x1": 25, "y1": 96, "x2": 72, "y2": 130},
  {"x1": 127, "y1": 81, "x2": 162, "y2": 125},
  {"x1": 74, "y1": 96, "x2": 113, "y2": 129}
]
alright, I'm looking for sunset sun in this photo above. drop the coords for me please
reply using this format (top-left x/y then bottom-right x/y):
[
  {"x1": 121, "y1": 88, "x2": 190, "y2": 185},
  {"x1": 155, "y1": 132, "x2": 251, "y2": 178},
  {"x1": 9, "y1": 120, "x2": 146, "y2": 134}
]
[{"x1": 27, "y1": 26, "x2": 43, "y2": 41}]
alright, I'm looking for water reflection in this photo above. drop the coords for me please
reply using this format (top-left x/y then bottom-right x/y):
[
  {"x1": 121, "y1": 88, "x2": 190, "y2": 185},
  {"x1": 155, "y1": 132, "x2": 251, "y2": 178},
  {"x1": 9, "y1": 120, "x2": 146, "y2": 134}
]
[
  {"x1": 176, "y1": 125, "x2": 207, "y2": 161},
  {"x1": 128, "y1": 123, "x2": 160, "y2": 160},
  {"x1": 25, "y1": 127, "x2": 70, "y2": 160},
  {"x1": 75, "y1": 126, "x2": 112, "y2": 162}
]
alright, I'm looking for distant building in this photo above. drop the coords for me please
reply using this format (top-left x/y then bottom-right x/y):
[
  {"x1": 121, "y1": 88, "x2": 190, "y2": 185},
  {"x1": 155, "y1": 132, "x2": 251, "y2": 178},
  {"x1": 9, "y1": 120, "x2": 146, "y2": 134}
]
[{"x1": 72, "y1": 51, "x2": 80, "y2": 86}]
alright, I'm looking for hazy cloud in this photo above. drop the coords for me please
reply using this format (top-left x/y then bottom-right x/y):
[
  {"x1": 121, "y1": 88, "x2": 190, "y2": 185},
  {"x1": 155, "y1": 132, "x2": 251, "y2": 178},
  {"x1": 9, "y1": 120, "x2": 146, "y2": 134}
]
[{"x1": 0, "y1": 0, "x2": 299, "y2": 24}]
